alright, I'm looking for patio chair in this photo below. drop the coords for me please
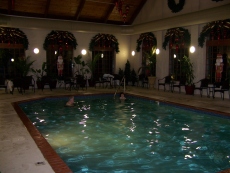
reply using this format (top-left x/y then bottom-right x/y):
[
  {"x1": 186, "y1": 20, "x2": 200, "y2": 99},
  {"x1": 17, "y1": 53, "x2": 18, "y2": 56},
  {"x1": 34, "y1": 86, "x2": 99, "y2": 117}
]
[
  {"x1": 24, "y1": 76, "x2": 35, "y2": 93},
  {"x1": 113, "y1": 74, "x2": 121, "y2": 88},
  {"x1": 213, "y1": 80, "x2": 229, "y2": 100},
  {"x1": 41, "y1": 76, "x2": 53, "y2": 91},
  {"x1": 76, "y1": 75, "x2": 87, "y2": 90},
  {"x1": 138, "y1": 74, "x2": 148, "y2": 88},
  {"x1": 172, "y1": 77, "x2": 186, "y2": 93},
  {"x1": 12, "y1": 77, "x2": 23, "y2": 94},
  {"x1": 11, "y1": 76, "x2": 35, "y2": 94},
  {"x1": 64, "y1": 77, "x2": 76, "y2": 91},
  {"x1": 94, "y1": 76, "x2": 104, "y2": 88},
  {"x1": 194, "y1": 78, "x2": 209, "y2": 97},
  {"x1": 158, "y1": 75, "x2": 171, "y2": 91}
]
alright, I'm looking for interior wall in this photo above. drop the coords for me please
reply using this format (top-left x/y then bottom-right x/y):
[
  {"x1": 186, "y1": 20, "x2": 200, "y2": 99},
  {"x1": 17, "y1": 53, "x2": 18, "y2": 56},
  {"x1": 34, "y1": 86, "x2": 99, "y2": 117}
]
[
  {"x1": 129, "y1": 0, "x2": 229, "y2": 92},
  {"x1": 0, "y1": 0, "x2": 229, "y2": 95},
  {"x1": 20, "y1": 28, "x2": 130, "y2": 75},
  {"x1": 23, "y1": 28, "x2": 48, "y2": 76},
  {"x1": 133, "y1": 0, "x2": 230, "y2": 25}
]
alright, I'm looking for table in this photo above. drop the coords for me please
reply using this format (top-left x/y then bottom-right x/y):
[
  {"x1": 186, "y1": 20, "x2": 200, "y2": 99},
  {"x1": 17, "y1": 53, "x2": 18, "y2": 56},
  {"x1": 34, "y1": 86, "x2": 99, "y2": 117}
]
[
  {"x1": 208, "y1": 84, "x2": 216, "y2": 98},
  {"x1": 103, "y1": 74, "x2": 114, "y2": 88},
  {"x1": 70, "y1": 77, "x2": 78, "y2": 90},
  {"x1": 169, "y1": 80, "x2": 177, "y2": 92},
  {"x1": 57, "y1": 79, "x2": 64, "y2": 88}
]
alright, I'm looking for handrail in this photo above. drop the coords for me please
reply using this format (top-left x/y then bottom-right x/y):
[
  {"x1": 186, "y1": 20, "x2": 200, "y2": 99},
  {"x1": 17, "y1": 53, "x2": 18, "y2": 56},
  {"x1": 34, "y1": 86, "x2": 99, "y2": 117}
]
[{"x1": 114, "y1": 76, "x2": 125, "y2": 98}]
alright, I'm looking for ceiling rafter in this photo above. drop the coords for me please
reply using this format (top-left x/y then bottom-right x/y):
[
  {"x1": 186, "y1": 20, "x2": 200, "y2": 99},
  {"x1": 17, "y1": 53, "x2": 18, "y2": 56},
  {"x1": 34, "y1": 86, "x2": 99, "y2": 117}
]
[
  {"x1": 0, "y1": 0, "x2": 146, "y2": 25},
  {"x1": 44, "y1": 0, "x2": 51, "y2": 17},
  {"x1": 103, "y1": 0, "x2": 116, "y2": 23},
  {"x1": 75, "y1": 0, "x2": 86, "y2": 20}
]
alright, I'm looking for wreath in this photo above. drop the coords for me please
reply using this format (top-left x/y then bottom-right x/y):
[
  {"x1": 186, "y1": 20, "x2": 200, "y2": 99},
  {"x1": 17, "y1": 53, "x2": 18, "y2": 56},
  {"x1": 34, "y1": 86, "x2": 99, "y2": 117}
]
[
  {"x1": 89, "y1": 33, "x2": 119, "y2": 53},
  {"x1": 43, "y1": 30, "x2": 78, "y2": 50},
  {"x1": 162, "y1": 27, "x2": 191, "y2": 50},
  {"x1": 136, "y1": 32, "x2": 157, "y2": 52},
  {"x1": 0, "y1": 27, "x2": 29, "y2": 50},
  {"x1": 198, "y1": 19, "x2": 230, "y2": 48},
  {"x1": 168, "y1": 0, "x2": 185, "y2": 13}
]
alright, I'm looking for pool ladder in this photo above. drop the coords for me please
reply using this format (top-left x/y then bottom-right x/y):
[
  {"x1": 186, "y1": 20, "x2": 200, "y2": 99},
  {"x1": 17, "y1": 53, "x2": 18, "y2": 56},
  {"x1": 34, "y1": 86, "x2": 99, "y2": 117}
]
[{"x1": 114, "y1": 76, "x2": 125, "y2": 98}]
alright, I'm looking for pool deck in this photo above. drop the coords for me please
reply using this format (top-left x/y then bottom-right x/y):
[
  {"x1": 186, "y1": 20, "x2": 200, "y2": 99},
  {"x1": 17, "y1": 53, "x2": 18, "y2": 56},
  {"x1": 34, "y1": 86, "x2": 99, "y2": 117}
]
[{"x1": 0, "y1": 86, "x2": 230, "y2": 173}]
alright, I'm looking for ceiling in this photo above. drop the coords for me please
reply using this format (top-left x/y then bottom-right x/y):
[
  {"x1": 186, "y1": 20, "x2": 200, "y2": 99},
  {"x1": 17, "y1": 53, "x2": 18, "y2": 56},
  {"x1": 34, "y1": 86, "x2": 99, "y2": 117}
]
[{"x1": 0, "y1": 0, "x2": 147, "y2": 25}]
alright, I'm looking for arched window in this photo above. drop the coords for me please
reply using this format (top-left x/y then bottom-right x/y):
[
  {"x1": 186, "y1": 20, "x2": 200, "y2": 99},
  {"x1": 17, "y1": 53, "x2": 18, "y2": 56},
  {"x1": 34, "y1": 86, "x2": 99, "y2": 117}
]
[
  {"x1": 43, "y1": 30, "x2": 78, "y2": 78},
  {"x1": 198, "y1": 19, "x2": 230, "y2": 83},
  {"x1": 89, "y1": 33, "x2": 119, "y2": 80},
  {"x1": 163, "y1": 27, "x2": 191, "y2": 80},
  {"x1": 136, "y1": 32, "x2": 157, "y2": 76},
  {"x1": 0, "y1": 27, "x2": 28, "y2": 78}
]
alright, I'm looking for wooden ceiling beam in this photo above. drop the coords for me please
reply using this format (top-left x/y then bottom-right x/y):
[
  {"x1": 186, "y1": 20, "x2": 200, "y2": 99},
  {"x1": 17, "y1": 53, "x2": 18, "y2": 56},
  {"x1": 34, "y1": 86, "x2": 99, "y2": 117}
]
[
  {"x1": 44, "y1": 0, "x2": 51, "y2": 17},
  {"x1": 129, "y1": 0, "x2": 147, "y2": 24},
  {"x1": 75, "y1": 0, "x2": 86, "y2": 20},
  {"x1": 103, "y1": 0, "x2": 116, "y2": 23}
]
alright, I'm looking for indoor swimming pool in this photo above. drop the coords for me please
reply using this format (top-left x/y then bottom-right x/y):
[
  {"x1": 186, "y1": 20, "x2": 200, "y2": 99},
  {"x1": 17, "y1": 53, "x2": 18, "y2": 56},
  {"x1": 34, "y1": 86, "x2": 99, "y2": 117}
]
[{"x1": 19, "y1": 94, "x2": 230, "y2": 173}]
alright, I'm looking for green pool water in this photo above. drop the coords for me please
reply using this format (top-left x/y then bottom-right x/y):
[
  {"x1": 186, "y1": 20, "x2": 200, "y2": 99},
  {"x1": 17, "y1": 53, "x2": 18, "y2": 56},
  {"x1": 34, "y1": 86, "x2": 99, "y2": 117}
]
[{"x1": 20, "y1": 94, "x2": 230, "y2": 173}]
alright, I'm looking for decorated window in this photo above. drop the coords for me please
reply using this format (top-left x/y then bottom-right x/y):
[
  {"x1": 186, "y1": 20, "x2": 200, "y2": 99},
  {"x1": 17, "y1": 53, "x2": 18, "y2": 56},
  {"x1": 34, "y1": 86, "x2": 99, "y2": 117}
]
[
  {"x1": 0, "y1": 27, "x2": 28, "y2": 78},
  {"x1": 89, "y1": 33, "x2": 119, "y2": 80},
  {"x1": 198, "y1": 19, "x2": 230, "y2": 83},
  {"x1": 43, "y1": 30, "x2": 77, "y2": 78},
  {"x1": 136, "y1": 32, "x2": 157, "y2": 76},
  {"x1": 163, "y1": 27, "x2": 190, "y2": 80}
]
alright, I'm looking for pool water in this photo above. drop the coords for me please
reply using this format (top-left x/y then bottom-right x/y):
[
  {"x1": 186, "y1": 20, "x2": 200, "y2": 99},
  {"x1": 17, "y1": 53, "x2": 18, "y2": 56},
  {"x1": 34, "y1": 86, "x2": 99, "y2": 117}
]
[{"x1": 20, "y1": 95, "x2": 230, "y2": 173}]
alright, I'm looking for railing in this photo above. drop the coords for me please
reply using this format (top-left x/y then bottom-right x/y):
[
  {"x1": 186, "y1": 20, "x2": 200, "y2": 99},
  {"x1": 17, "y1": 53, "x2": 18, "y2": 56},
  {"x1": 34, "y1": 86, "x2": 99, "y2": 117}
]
[{"x1": 114, "y1": 76, "x2": 125, "y2": 98}]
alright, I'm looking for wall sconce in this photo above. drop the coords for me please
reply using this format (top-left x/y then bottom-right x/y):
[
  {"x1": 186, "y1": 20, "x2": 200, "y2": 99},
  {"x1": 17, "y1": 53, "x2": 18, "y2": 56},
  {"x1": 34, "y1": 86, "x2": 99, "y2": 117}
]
[
  {"x1": 81, "y1": 49, "x2": 87, "y2": 55},
  {"x1": 190, "y1": 46, "x2": 195, "y2": 53},
  {"x1": 131, "y1": 51, "x2": 135, "y2": 56},
  {"x1": 33, "y1": 48, "x2": 39, "y2": 54},
  {"x1": 156, "y1": 48, "x2": 160, "y2": 55},
  {"x1": 101, "y1": 53, "x2": 104, "y2": 58}
]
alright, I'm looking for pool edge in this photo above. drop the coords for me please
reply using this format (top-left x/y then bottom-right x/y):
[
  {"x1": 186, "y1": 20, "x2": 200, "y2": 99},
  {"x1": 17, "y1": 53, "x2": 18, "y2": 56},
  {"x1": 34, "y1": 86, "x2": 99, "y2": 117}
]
[{"x1": 12, "y1": 101, "x2": 73, "y2": 173}]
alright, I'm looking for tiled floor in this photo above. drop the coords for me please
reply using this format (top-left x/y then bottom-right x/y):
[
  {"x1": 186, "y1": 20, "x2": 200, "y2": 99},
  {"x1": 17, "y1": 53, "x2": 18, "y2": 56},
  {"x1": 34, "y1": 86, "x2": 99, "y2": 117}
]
[{"x1": 0, "y1": 86, "x2": 229, "y2": 173}]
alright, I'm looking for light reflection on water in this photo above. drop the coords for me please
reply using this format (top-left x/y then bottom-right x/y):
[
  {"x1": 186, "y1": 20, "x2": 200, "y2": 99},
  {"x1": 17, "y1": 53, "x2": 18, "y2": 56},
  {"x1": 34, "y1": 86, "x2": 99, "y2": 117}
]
[{"x1": 20, "y1": 95, "x2": 230, "y2": 173}]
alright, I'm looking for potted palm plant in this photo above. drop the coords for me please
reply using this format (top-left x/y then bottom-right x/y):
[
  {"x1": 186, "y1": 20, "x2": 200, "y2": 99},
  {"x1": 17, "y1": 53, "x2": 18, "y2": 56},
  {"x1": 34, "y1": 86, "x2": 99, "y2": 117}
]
[
  {"x1": 14, "y1": 56, "x2": 35, "y2": 90},
  {"x1": 14, "y1": 56, "x2": 35, "y2": 77},
  {"x1": 181, "y1": 55, "x2": 195, "y2": 95},
  {"x1": 87, "y1": 54, "x2": 101, "y2": 86},
  {"x1": 74, "y1": 54, "x2": 87, "y2": 75},
  {"x1": 48, "y1": 72, "x2": 58, "y2": 89},
  {"x1": 74, "y1": 54, "x2": 100, "y2": 86},
  {"x1": 31, "y1": 62, "x2": 47, "y2": 89},
  {"x1": 138, "y1": 47, "x2": 157, "y2": 88}
]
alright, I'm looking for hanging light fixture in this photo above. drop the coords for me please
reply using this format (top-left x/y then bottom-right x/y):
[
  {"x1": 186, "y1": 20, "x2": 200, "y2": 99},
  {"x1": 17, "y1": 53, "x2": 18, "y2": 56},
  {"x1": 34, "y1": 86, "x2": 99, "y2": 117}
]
[{"x1": 115, "y1": 0, "x2": 130, "y2": 23}]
